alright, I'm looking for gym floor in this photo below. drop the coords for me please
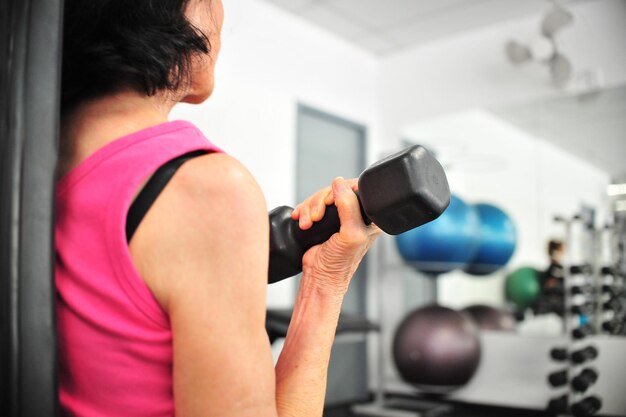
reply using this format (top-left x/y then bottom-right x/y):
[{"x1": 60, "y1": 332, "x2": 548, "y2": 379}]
[
  {"x1": 324, "y1": 394, "x2": 624, "y2": 417},
  {"x1": 325, "y1": 401, "x2": 604, "y2": 417},
  {"x1": 326, "y1": 404, "x2": 549, "y2": 417}
]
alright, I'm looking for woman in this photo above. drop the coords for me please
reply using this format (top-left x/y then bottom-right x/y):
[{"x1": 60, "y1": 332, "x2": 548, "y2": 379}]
[{"x1": 56, "y1": 0, "x2": 380, "y2": 416}]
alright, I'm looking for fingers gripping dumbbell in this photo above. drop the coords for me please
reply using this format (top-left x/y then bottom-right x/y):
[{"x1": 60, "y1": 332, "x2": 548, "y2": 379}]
[{"x1": 268, "y1": 145, "x2": 450, "y2": 283}]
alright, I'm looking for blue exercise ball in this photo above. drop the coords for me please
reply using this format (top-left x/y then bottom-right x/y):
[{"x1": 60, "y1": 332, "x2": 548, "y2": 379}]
[
  {"x1": 395, "y1": 195, "x2": 480, "y2": 274},
  {"x1": 464, "y1": 203, "x2": 517, "y2": 276}
]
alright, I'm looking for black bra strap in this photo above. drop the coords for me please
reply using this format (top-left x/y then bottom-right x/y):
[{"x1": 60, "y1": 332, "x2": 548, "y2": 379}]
[{"x1": 126, "y1": 150, "x2": 208, "y2": 242}]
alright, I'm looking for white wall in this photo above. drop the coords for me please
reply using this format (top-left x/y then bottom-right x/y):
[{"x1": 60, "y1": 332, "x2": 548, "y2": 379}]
[
  {"x1": 171, "y1": 0, "x2": 378, "y2": 307},
  {"x1": 377, "y1": 0, "x2": 626, "y2": 147}
]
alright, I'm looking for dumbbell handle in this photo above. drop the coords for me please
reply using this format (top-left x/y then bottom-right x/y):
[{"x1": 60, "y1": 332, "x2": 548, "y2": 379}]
[{"x1": 268, "y1": 200, "x2": 371, "y2": 284}]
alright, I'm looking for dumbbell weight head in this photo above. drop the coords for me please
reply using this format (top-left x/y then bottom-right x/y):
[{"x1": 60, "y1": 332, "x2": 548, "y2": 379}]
[
  {"x1": 268, "y1": 146, "x2": 450, "y2": 283},
  {"x1": 358, "y1": 146, "x2": 450, "y2": 235},
  {"x1": 547, "y1": 395, "x2": 568, "y2": 414},
  {"x1": 571, "y1": 346, "x2": 598, "y2": 364},
  {"x1": 571, "y1": 368, "x2": 598, "y2": 392},
  {"x1": 548, "y1": 369, "x2": 568, "y2": 387},
  {"x1": 571, "y1": 396, "x2": 602, "y2": 417},
  {"x1": 600, "y1": 266, "x2": 614, "y2": 276},
  {"x1": 550, "y1": 347, "x2": 568, "y2": 362},
  {"x1": 572, "y1": 324, "x2": 593, "y2": 340}
]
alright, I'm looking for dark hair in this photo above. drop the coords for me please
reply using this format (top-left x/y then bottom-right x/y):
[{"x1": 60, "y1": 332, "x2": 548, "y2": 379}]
[
  {"x1": 547, "y1": 239, "x2": 564, "y2": 257},
  {"x1": 61, "y1": 0, "x2": 210, "y2": 112}
]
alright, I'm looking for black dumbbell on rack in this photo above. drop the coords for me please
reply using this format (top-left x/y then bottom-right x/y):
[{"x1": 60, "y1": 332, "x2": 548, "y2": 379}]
[
  {"x1": 601, "y1": 317, "x2": 624, "y2": 334},
  {"x1": 550, "y1": 347, "x2": 568, "y2": 362},
  {"x1": 570, "y1": 264, "x2": 592, "y2": 276},
  {"x1": 600, "y1": 266, "x2": 614, "y2": 276},
  {"x1": 572, "y1": 324, "x2": 594, "y2": 340},
  {"x1": 571, "y1": 303, "x2": 595, "y2": 315},
  {"x1": 547, "y1": 394, "x2": 568, "y2": 414},
  {"x1": 602, "y1": 297, "x2": 623, "y2": 312},
  {"x1": 601, "y1": 284, "x2": 623, "y2": 297},
  {"x1": 571, "y1": 368, "x2": 598, "y2": 393},
  {"x1": 548, "y1": 369, "x2": 569, "y2": 387},
  {"x1": 571, "y1": 396, "x2": 602, "y2": 417},
  {"x1": 571, "y1": 285, "x2": 595, "y2": 296},
  {"x1": 571, "y1": 346, "x2": 598, "y2": 365}
]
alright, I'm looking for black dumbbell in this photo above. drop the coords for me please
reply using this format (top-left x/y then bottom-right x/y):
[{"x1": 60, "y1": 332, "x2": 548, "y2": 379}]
[
  {"x1": 571, "y1": 303, "x2": 594, "y2": 315},
  {"x1": 571, "y1": 396, "x2": 602, "y2": 417},
  {"x1": 548, "y1": 369, "x2": 568, "y2": 387},
  {"x1": 573, "y1": 324, "x2": 593, "y2": 340},
  {"x1": 547, "y1": 395, "x2": 568, "y2": 414},
  {"x1": 571, "y1": 346, "x2": 598, "y2": 364},
  {"x1": 571, "y1": 368, "x2": 598, "y2": 392},
  {"x1": 600, "y1": 266, "x2": 614, "y2": 276},
  {"x1": 603, "y1": 297, "x2": 623, "y2": 312},
  {"x1": 602, "y1": 285, "x2": 623, "y2": 297},
  {"x1": 571, "y1": 285, "x2": 594, "y2": 296},
  {"x1": 602, "y1": 318, "x2": 620, "y2": 333},
  {"x1": 550, "y1": 348, "x2": 568, "y2": 362},
  {"x1": 570, "y1": 264, "x2": 592, "y2": 275},
  {"x1": 268, "y1": 145, "x2": 450, "y2": 283}
]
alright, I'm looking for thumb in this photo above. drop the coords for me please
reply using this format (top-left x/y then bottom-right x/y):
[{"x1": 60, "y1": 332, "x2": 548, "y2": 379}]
[{"x1": 332, "y1": 177, "x2": 364, "y2": 234}]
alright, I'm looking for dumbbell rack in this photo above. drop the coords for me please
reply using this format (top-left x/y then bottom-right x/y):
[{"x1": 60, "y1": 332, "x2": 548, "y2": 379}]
[
  {"x1": 548, "y1": 215, "x2": 602, "y2": 417},
  {"x1": 597, "y1": 225, "x2": 626, "y2": 336}
]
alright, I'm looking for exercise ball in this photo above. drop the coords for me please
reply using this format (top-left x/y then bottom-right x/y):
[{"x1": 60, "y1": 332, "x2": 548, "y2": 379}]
[
  {"x1": 505, "y1": 267, "x2": 540, "y2": 308},
  {"x1": 393, "y1": 305, "x2": 481, "y2": 392},
  {"x1": 462, "y1": 304, "x2": 516, "y2": 331},
  {"x1": 464, "y1": 203, "x2": 517, "y2": 275},
  {"x1": 395, "y1": 195, "x2": 480, "y2": 274}
]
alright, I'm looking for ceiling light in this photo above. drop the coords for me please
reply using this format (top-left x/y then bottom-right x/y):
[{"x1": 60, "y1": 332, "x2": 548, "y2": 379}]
[{"x1": 608, "y1": 183, "x2": 626, "y2": 196}]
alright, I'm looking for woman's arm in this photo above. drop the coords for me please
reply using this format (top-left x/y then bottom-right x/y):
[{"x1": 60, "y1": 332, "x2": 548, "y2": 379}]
[
  {"x1": 276, "y1": 178, "x2": 379, "y2": 416},
  {"x1": 130, "y1": 154, "x2": 378, "y2": 416}
]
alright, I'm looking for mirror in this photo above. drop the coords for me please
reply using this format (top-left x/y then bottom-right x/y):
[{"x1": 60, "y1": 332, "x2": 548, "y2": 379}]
[{"x1": 396, "y1": 83, "x2": 626, "y2": 338}]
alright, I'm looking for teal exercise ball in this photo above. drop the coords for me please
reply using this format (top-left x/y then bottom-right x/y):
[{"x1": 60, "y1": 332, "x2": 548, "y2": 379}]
[
  {"x1": 395, "y1": 195, "x2": 480, "y2": 274},
  {"x1": 464, "y1": 204, "x2": 517, "y2": 276},
  {"x1": 505, "y1": 267, "x2": 540, "y2": 308}
]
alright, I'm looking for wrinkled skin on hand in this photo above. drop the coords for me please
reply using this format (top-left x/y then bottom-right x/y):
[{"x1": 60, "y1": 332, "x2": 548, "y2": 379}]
[{"x1": 291, "y1": 177, "x2": 381, "y2": 295}]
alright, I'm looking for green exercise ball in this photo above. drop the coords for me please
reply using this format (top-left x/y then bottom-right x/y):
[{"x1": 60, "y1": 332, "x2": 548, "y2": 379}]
[{"x1": 505, "y1": 267, "x2": 540, "y2": 308}]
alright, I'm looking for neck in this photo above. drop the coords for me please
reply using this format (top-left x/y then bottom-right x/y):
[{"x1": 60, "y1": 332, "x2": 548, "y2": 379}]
[{"x1": 58, "y1": 91, "x2": 178, "y2": 179}]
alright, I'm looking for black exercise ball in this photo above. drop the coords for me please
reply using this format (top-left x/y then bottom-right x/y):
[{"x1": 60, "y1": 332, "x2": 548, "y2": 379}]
[
  {"x1": 393, "y1": 305, "x2": 481, "y2": 392},
  {"x1": 462, "y1": 304, "x2": 516, "y2": 331}
]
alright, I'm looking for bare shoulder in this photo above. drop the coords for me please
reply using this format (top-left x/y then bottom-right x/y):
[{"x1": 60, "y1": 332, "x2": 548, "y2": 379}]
[
  {"x1": 129, "y1": 151, "x2": 277, "y2": 415},
  {"x1": 174, "y1": 152, "x2": 266, "y2": 215},
  {"x1": 129, "y1": 152, "x2": 269, "y2": 311}
]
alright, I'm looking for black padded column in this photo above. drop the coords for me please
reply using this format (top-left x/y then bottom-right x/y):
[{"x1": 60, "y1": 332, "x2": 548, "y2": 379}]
[{"x1": 0, "y1": 0, "x2": 63, "y2": 415}]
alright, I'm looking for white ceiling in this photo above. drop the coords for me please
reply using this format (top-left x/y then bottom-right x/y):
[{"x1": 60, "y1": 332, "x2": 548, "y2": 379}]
[
  {"x1": 490, "y1": 83, "x2": 626, "y2": 180},
  {"x1": 261, "y1": 0, "x2": 583, "y2": 55}
]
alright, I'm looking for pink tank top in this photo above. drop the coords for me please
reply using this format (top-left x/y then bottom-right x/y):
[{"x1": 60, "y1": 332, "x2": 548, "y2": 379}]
[{"x1": 55, "y1": 120, "x2": 221, "y2": 416}]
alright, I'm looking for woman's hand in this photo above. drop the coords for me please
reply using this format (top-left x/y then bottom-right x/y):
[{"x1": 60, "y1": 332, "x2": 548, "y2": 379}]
[{"x1": 291, "y1": 177, "x2": 381, "y2": 295}]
